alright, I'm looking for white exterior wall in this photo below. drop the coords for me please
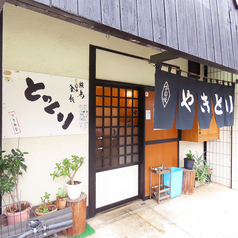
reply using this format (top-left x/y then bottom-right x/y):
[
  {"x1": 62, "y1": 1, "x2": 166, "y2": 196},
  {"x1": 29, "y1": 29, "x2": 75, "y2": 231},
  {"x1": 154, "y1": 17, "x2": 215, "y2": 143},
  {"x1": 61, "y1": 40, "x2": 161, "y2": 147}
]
[
  {"x1": 2, "y1": 3, "x2": 198, "y2": 207},
  {"x1": 179, "y1": 142, "x2": 203, "y2": 168}
]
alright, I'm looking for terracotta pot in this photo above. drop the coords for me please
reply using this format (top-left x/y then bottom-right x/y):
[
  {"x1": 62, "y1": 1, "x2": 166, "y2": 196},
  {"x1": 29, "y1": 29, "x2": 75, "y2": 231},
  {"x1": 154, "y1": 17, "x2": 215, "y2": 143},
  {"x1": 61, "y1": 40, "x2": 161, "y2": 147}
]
[
  {"x1": 56, "y1": 196, "x2": 66, "y2": 210},
  {"x1": 5, "y1": 202, "x2": 32, "y2": 225},
  {"x1": 35, "y1": 204, "x2": 57, "y2": 216}
]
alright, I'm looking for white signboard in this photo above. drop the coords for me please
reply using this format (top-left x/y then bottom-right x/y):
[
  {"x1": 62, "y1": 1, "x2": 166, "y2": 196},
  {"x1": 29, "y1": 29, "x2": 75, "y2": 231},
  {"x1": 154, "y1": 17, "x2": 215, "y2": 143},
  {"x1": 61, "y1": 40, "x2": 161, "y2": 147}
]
[
  {"x1": 146, "y1": 110, "x2": 151, "y2": 120},
  {"x1": 3, "y1": 69, "x2": 88, "y2": 138}
]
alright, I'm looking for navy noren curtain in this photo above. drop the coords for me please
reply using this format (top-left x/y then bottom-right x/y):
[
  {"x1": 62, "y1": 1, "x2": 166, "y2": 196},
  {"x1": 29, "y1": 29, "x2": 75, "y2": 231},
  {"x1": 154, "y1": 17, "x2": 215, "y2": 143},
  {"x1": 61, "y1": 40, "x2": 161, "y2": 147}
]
[
  {"x1": 197, "y1": 80, "x2": 212, "y2": 129},
  {"x1": 176, "y1": 74, "x2": 196, "y2": 130},
  {"x1": 154, "y1": 66, "x2": 178, "y2": 129}
]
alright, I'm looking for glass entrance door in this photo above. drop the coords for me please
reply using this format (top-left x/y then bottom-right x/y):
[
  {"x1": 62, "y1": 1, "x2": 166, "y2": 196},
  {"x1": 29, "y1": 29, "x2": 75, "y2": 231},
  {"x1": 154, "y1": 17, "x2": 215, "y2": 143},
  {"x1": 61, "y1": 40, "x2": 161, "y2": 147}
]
[
  {"x1": 95, "y1": 84, "x2": 140, "y2": 209},
  {"x1": 95, "y1": 85, "x2": 139, "y2": 170}
]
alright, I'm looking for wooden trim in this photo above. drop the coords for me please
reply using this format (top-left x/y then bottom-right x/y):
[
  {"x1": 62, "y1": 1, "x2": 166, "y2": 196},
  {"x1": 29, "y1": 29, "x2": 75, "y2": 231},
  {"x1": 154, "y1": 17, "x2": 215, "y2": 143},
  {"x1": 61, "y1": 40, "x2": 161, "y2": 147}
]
[
  {"x1": 88, "y1": 45, "x2": 147, "y2": 217},
  {"x1": 145, "y1": 138, "x2": 179, "y2": 145},
  {"x1": 95, "y1": 163, "x2": 139, "y2": 173},
  {"x1": 95, "y1": 196, "x2": 139, "y2": 213},
  {"x1": 144, "y1": 195, "x2": 150, "y2": 200},
  {"x1": 145, "y1": 91, "x2": 178, "y2": 141},
  {"x1": 95, "y1": 78, "x2": 145, "y2": 89},
  {"x1": 150, "y1": 51, "x2": 179, "y2": 63},
  {"x1": 0, "y1": 10, "x2": 3, "y2": 211},
  {"x1": 145, "y1": 142, "x2": 178, "y2": 197},
  {"x1": 139, "y1": 86, "x2": 145, "y2": 200},
  {"x1": 88, "y1": 45, "x2": 96, "y2": 218},
  {"x1": 93, "y1": 45, "x2": 148, "y2": 62}
]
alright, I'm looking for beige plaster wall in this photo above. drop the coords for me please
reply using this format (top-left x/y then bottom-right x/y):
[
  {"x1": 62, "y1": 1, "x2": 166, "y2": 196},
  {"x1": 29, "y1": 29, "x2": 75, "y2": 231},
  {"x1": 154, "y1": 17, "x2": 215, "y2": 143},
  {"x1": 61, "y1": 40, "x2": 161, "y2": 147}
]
[{"x1": 2, "y1": 3, "x2": 192, "y2": 206}]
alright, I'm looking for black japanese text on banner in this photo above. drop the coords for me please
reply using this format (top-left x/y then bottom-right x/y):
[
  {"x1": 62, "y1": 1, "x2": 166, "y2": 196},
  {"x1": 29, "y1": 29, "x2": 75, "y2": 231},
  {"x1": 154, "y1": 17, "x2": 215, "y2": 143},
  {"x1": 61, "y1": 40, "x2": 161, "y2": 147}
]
[
  {"x1": 211, "y1": 83, "x2": 225, "y2": 128},
  {"x1": 223, "y1": 83, "x2": 235, "y2": 126},
  {"x1": 154, "y1": 66, "x2": 178, "y2": 129},
  {"x1": 153, "y1": 67, "x2": 235, "y2": 130},
  {"x1": 176, "y1": 74, "x2": 196, "y2": 130},
  {"x1": 197, "y1": 80, "x2": 212, "y2": 129}
]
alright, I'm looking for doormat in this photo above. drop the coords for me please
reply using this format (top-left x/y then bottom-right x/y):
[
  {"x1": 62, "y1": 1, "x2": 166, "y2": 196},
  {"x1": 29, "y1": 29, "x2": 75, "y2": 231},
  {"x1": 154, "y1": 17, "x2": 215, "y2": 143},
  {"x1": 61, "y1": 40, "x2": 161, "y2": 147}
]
[{"x1": 71, "y1": 223, "x2": 95, "y2": 238}]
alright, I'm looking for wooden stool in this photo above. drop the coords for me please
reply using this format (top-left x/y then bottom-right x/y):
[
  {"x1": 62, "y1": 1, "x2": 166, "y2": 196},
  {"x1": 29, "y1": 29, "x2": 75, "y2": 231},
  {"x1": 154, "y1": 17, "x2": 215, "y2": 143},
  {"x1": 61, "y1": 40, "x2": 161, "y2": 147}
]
[
  {"x1": 182, "y1": 168, "x2": 195, "y2": 195},
  {"x1": 64, "y1": 192, "x2": 87, "y2": 237}
]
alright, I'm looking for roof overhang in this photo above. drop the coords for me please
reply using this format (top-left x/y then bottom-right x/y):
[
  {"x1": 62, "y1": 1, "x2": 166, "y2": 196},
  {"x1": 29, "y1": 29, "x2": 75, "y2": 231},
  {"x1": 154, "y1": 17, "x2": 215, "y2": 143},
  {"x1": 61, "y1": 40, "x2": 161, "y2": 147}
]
[
  {"x1": 0, "y1": 0, "x2": 6, "y2": 13},
  {"x1": 4, "y1": 0, "x2": 238, "y2": 75},
  {"x1": 150, "y1": 50, "x2": 238, "y2": 75}
]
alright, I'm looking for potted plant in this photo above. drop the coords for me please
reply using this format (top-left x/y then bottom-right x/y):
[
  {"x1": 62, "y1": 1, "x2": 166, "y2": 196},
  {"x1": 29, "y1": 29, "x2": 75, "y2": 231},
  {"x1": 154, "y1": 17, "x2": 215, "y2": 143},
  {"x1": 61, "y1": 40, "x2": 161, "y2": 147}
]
[
  {"x1": 50, "y1": 155, "x2": 85, "y2": 200},
  {"x1": 0, "y1": 148, "x2": 31, "y2": 224},
  {"x1": 184, "y1": 150, "x2": 195, "y2": 170},
  {"x1": 35, "y1": 192, "x2": 57, "y2": 216},
  {"x1": 194, "y1": 152, "x2": 213, "y2": 187},
  {"x1": 56, "y1": 187, "x2": 67, "y2": 210}
]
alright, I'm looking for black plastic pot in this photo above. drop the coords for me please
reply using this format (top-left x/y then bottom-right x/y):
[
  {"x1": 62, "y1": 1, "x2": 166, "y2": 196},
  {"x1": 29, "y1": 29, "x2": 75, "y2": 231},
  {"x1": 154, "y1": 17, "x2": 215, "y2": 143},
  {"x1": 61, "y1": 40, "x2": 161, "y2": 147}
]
[
  {"x1": 184, "y1": 158, "x2": 194, "y2": 170},
  {"x1": 206, "y1": 174, "x2": 211, "y2": 182}
]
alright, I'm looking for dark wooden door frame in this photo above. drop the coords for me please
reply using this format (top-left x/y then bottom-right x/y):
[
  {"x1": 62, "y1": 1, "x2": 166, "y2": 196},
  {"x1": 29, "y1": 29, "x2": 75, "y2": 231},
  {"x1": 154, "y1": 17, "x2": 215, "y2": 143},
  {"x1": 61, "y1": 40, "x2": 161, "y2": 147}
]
[{"x1": 88, "y1": 45, "x2": 146, "y2": 218}]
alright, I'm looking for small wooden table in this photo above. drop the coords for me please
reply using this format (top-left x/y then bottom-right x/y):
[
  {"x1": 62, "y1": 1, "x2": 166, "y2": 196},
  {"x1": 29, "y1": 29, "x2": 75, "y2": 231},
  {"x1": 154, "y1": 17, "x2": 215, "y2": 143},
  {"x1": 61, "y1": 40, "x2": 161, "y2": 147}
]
[{"x1": 182, "y1": 168, "x2": 195, "y2": 195}]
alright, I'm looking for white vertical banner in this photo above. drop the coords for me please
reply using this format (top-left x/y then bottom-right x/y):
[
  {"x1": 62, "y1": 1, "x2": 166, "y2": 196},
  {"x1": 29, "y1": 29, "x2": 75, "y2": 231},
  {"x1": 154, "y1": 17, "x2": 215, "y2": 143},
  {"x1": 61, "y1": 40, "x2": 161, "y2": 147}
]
[{"x1": 3, "y1": 69, "x2": 89, "y2": 138}]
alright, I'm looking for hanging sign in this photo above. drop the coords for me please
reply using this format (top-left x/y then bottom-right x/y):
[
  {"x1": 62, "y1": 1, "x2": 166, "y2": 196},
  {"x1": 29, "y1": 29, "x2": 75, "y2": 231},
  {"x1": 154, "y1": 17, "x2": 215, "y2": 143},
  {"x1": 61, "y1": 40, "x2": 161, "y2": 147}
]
[
  {"x1": 176, "y1": 74, "x2": 196, "y2": 130},
  {"x1": 197, "y1": 80, "x2": 212, "y2": 129},
  {"x1": 154, "y1": 67, "x2": 235, "y2": 130},
  {"x1": 154, "y1": 66, "x2": 178, "y2": 129},
  {"x1": 3, "y1": 69, "x2": 89, "y2": 138},
  {"x1": 223, "y1": 83, "x2": 235, "y2": 126},
  {"x1": 211, "y1": 83, "x2": 225, "y2": 128}
]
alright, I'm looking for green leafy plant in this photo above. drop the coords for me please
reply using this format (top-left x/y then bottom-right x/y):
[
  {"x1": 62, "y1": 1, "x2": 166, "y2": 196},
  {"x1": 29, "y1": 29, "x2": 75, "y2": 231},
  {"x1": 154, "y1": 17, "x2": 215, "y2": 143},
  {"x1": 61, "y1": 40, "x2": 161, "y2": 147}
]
[
  {"x1": 36, "y1": 192, "x2": 51, "y2": 214},
  {"x1": 0, "y1": 148, "x2": 28, "y2": 211},
  {"x1": 185, "y1": 150, "x2": 195, "y2": 161},
  {"x1": 194, "y1": 152, "x2": 213, "y2": 185},
  {"x1": 56, "y1": 187, "x2": 67, "y2": 198},
  {"x1": 50, "y1": 155, "x2": 85, "y2": 185}
]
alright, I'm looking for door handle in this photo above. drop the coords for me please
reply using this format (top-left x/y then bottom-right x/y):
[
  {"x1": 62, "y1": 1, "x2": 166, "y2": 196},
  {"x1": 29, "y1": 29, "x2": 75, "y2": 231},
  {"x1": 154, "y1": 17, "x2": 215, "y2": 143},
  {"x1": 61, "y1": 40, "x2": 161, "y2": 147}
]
[{"x1": 97, "y1": 147, "x2": 103, "y2": 150}]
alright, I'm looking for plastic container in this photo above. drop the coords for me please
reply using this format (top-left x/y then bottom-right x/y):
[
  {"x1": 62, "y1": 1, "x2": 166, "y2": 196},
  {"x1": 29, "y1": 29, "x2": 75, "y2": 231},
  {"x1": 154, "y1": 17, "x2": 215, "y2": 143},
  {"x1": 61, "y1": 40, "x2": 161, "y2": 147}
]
[{"x1": 163, "y1": 167, "x2": 183, "y2": 198}]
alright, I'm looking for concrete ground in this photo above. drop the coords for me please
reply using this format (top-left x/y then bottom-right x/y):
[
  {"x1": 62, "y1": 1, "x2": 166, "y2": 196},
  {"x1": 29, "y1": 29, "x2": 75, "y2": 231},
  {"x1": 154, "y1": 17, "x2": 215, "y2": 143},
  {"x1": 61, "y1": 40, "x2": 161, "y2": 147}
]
[{"x1": 60, "y1": 183, "x2": 238, "y2": 238}]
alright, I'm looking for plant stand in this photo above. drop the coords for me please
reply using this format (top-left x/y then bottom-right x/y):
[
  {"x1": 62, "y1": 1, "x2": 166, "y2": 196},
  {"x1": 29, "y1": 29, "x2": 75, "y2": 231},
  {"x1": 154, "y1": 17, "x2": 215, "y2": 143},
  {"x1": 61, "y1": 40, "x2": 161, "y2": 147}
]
[
  {"x1": 149, "y1": 165, "x2": 172, "y2": 203},
  {"x1": 63, "y1": 192, "x2": 87, "y2": 237},
  {"x1": 182, "y1": 168, "x2": 195, "y2": 194}
]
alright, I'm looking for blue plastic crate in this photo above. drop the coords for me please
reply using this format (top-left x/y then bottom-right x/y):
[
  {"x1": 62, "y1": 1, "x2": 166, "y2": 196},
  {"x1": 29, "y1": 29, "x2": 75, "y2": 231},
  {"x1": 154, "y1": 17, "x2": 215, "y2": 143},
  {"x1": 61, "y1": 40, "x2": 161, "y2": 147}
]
[{"x1": 163, "y1": 167, "x2": 183, "y2": 198}]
